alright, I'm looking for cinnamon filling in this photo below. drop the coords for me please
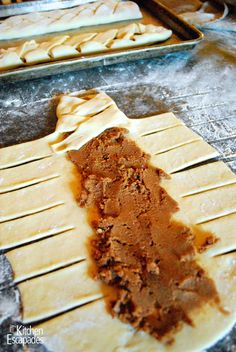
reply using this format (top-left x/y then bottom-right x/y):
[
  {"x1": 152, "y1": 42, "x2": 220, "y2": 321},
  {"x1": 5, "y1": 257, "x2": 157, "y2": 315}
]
[{"x1": 69, "y1": 128, "x2": 219, "y2": 341}]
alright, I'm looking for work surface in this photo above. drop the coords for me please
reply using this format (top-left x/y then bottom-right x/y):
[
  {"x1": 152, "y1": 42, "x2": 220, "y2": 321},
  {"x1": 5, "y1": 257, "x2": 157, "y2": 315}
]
[{"x1": 0, "y1": 14, "x2": 235, "y2": 352}]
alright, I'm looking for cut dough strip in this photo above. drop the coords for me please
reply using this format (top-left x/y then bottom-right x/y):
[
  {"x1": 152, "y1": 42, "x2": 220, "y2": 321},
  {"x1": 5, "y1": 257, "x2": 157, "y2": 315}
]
[
  {"x1": 19, "y1": 260, "x2": 103, "y2": 323},
  {"x1": 0, "y1": 136, "x2": 53, "y2": 170},
  {"x1": 0, "y1": 197, "x2": 91, "y2": 250},
  {"x1": 131, "y1": 112, "x2": 184, "y2": 136},
  {"x1": 0, "y1": 23, "x2": 172, "y2": 71},
  {"x1": 6, "y1": 229, "x2": 87, "y2": 283},
  {"x1": 0, "y1": 204, "x2": 74, "y2": 250},
  {"x1": 198, "y1": 212, "x2": 236, "y2": 257},
  {"x1": 0, "y1": 155, "x2": 62, "y2": 193},
  {"x1": 35, "y1": 252, "x2": 236, "y2": 352},
  {"x1": 136, "y1": 125, "x2": 201, "y2": 155},
  {"x1": 24, "y1": 35, "x2": 69, "y2": 64},
  {"x1": 0, "y1": 178, "x2": 66, "y2": 223},
  {"x1": 150, "y1": 140, "x2": 219, "y2": 174},
  {"x1": 162, "y1": 161, "x2": 236, "y2": 198},
  {"x1": 0, "y1": 1, "x2": 142, "y2": 40},
  {"x1": 0, "y1": 151, "x2": 91, "y2": 250},
  {"x1": 175, "y1": 183, "x2": 236, "y2": 224},
  {"x1": 0, "y1": 152, "x2": 82, "y2": 223}
]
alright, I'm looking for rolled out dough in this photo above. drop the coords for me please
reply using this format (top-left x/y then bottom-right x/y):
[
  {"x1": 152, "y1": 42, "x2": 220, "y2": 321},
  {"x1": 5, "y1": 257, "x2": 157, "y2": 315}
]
[{"x1": 1, "y1": 91, "x2": 235, "y2": 352}]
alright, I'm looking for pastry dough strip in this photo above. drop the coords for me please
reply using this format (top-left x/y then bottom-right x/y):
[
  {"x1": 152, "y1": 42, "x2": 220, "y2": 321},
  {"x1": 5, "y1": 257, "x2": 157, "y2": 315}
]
[
  {"x1": 0, "y1": 177, "x2": 67, "y2": 223},
  {"x1": 150, "y1": 139, "x2": 219, "y2": 173},
  {"x1": 198, "y1": 212, "x2": 236, "y2": 257},
  {"x1": 0, "y1": 204, "x2": 75, "y2": 250},
  {"x1": 6, "y1": 229, "x2": 87, "y2": 283},
  {"x1": 136, "y1": 125, "x2": 202, "y2": 155},
  {"x1": 163, "y1": 161, "x2": 236, "y2": 198},
  {"x1": 174, "y1": 183, "x2": 236, "y2": 224},
  {"x1": 19, "y1": 260, "x2": 103, "y2": 323},
  {"x1": 0, "y1": 152, "x2": 83, "y2": 222},
  {"x1": 0, "y1": 136, "x2": 53, "y2": 170},
  {"x1": 0, "y1": 155, "x2": 62, "y2": 193},
  {"x1": 130, "y1": 112, "x2": 184, "y2": 136}
]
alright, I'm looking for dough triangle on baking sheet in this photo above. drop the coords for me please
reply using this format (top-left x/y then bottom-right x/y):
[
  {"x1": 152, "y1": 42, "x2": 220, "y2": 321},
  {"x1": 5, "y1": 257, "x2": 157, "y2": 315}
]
[{"x1": 0, "y1": 90, "x2": 235, "y2": 352}]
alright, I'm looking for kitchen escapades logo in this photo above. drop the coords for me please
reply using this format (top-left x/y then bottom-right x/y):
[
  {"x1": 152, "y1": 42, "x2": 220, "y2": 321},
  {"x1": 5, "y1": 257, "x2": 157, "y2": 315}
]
[{"x1": 7, "y1": 324, "x2": 44, "y2": 346}]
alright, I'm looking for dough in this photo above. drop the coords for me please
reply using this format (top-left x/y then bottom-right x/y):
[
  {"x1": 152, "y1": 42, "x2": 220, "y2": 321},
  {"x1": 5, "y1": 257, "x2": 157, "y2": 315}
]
[
  {"x1": 0, "y1": 0, "x2": 142, "y2": 40},
  {"x1": 0, "y1": 177, "x2": 66, "y2": 222},
  {"x1": 6, "y1": 229, "x2": 87, "y2": 283},
  {"x1": 24, "y1": 36, "x2": 68, "y2": 64},
  {"x1": 56, "y1": 91, "x2": 115, "y2": 131},
  {"x1": 200, "y1": 212, "x2": 236, "y2": 256},
  {"x1": 0, "y1": 155, "x2": 61, "y2": 193},
  {"x1": 52, "y1": 104, "x2": 130, "y2": 153},
  {"x1": 18, "y1": 260, "x2": 103, "y2": 323},
  {"x1": 0, "y1": 135, "x2": 53, "y2": 169},
  {"x1": 131, "y1": 111, "x2": 183, "y2": 136},
  {"x1": 51, "y1": 33, "x2": 96, "y2": 59},
  {"x1": 175, "y1": 183, "x2": 236, "y2": 224},
  {"x1": 136, "y1": 125, "x2": 201, "y2": 155},
  {"x1": 159, "y1": 0, "x2": 202, "y2": 14},
  {"x1": 36, "y1": 299, "x2": 134, "y2": 352},
  {"x1": 150, "y1": 140, "x2": 219, "y2": 173},
  {"x1": 0, "y1": 50, "x2": 23, "y2": 70},
  {"x1": 0, "y1": 204, "x2": 74, "y2": 250},
  {"x1": 161, "y1": 161, "x2": 236, "y2": 197}
]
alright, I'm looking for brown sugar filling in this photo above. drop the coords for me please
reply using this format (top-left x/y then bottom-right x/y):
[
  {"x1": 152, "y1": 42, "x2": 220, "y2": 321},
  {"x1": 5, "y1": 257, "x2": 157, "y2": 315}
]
[{"x1": 69, "y1": 128, "x2": 220, "y2": 341}]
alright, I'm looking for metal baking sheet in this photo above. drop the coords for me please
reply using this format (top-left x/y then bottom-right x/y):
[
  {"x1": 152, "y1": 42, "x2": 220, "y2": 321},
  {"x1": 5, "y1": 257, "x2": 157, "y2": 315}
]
[
  {"x1": 0, "y1": 0, "x2": 94, "y2": 17},
  {"x1": 0, "y1": 0, "x2": 203, "y2": 82}
]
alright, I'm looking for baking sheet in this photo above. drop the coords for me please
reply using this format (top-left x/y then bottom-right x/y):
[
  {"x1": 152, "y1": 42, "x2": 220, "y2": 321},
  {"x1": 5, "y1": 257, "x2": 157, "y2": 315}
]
[
  {"x1": 0, "y1": 0, "x2": 94, "y2": 17},
  {"x1": 0, "y1": 0, "x2": 203, "y2": 82}
]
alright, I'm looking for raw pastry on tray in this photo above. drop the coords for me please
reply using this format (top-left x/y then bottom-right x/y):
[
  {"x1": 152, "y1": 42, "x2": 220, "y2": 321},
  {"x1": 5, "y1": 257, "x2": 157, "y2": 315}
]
[
  {"x1": 0, "y1": 0, "x2": 142, "y2": 40},
  {"x1": 0, "y1": 23, "x2": 172, "y2": 70}
]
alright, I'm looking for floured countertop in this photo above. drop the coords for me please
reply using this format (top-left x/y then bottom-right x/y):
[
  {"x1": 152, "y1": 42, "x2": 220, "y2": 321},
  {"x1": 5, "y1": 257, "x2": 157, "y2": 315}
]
[{"x1": 0, "y1": 10, "x2": 235, "y2": 352}]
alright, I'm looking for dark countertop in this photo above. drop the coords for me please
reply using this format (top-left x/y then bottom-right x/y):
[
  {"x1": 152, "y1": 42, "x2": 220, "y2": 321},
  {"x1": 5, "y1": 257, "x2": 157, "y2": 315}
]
[{"x1": 0, "y1": 14, "x2": 235, "y2": 352}]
